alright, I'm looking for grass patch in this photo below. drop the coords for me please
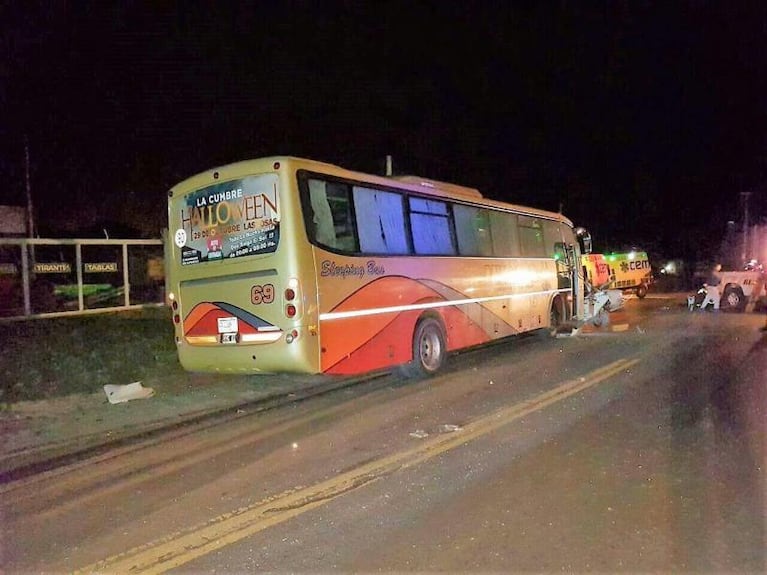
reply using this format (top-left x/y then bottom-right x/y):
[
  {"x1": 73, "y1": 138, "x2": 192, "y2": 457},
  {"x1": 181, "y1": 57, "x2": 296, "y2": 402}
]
[
  {"x1": 53, "y1": 283, "x2": 115, "y2": 299},
  {"x1": 0, "y1": 307, "x2": 182, "y2": 404}
]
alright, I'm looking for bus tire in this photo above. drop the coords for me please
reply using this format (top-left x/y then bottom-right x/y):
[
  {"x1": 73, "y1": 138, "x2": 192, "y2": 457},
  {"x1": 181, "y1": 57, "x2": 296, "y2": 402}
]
[
  {"x1": 399, "y1": 316, "x2": 447, "y2": 378},
  {"x1": 549, "y1": 297, "x2": 568, "y2": 330},
  {"x1": 636, "y1": 283, "x2": 648, "y2": 299}
]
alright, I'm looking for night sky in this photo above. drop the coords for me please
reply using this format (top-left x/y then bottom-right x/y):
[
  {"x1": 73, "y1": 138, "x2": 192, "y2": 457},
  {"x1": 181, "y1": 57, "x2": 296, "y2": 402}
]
[{"x1": 2, "y1": 2, "x2": 765, "y2": 260}]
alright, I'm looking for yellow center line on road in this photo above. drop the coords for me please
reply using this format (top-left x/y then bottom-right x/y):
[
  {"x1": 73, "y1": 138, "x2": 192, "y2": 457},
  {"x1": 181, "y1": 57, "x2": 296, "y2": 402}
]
[{"x1": 76, "y1": 356, "x2": 640, "y2": 574}]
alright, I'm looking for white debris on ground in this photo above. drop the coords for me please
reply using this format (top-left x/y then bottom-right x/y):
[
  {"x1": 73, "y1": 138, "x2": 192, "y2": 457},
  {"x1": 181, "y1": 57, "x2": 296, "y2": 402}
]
[
  {"x1": 438, "y1": 424, "x2": 463, "y2": 433},
  {"x1": 409, "y1": 429, "x2": 429, "y2": 439},
  {"x1": 555, "y1": 327, "x2": 581, "y2": 338},
  {"x1": 103, "y1": 381, "x2": 155, "y2": 404}
]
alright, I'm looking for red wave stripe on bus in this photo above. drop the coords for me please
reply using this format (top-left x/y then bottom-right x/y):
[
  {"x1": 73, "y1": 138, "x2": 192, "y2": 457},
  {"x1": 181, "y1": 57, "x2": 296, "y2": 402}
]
[
  {"x1": 320, "y1": 276, "x2": 439, "y2": 369},
  {"x1": 184, "y1": 302, "x2": 220, "y2": 329},
  {"x1": 325, "y1": 301, "x2": 491, "y2": 374},
  {"x1": 184, "y1": 302, "x2": 267, "y2": 337},
  {"x1": 321, "y1": 276, "x2": 496, "y2": 373}
]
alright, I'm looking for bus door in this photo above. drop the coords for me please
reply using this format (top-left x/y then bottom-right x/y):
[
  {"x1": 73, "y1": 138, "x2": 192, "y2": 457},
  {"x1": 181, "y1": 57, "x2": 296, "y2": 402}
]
[
  {"x1": 566, "y1": 243, "x2": 584, "y2": 320},
  {"x1": 554, "y1": 241, "x2": 573, "y2": 319}
]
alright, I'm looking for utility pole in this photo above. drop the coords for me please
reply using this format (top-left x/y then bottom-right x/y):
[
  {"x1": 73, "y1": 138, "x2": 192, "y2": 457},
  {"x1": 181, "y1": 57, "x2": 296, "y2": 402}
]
[
  {"x1": 24, "y1": 135, "x2": 35, "y2": 239},
  {"x1": 740, "y1": 191, "x2": 751, "y2": 263},
  {"x1": 22, "y1": 135, "x2": 36, "y2": 315}
]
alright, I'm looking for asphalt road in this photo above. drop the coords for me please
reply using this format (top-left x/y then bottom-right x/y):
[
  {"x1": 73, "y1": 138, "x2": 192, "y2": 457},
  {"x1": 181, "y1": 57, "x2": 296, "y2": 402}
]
[{"x1": 1, "y1": 297, "x2": 765, "y2": 573}]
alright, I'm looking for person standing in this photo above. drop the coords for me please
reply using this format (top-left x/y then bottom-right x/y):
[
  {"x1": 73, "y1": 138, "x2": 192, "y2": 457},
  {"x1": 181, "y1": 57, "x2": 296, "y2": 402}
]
[{"x1": 700, "y1": 263, "x2": 722, "y2": 311}]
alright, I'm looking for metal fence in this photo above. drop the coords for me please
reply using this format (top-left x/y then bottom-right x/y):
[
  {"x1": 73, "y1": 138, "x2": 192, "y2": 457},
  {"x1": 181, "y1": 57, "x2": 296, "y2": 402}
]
[{"x1": 0, "y1": 238, "x2": 165, "y2": 321}]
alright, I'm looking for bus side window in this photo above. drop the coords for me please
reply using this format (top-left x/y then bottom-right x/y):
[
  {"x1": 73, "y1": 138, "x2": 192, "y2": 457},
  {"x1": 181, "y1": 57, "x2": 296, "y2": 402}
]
[
  {"x1": 518, "y1": 216, "x2": 546, "y2": 257},
  {"x1": 489, "y1": 211, "x2": 520, "y2": 257},
  {"x1": 308, "y1": 179, "x2": 337, "y2": 248},
  {"x1": 325, "y1": 182, "x2": 357, "y2": 252},
  {"x1": 308, "y1": 179, "x2": 357, "y2": 252},
  {"x1": 543, "y1": 220, "x2": 564, "y2": 258},
  {"x1": 454, "y1": 205, "x2": 493, "y2": 256},
  {"x1": 409, "y1": 197, "x2": 456, "y2": 255},
  {"x1": 353, "y1": 186, "x2": 409, "y2": 254}
]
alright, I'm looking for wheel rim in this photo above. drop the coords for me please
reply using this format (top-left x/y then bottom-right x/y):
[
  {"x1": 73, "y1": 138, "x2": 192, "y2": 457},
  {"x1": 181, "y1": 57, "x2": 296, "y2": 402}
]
[
  {"x1": 726, "y1": 292, "x2": 741, "y2": 307},
  {"x1": 419, "y1": 326, "x2": 443, "y2": 372}
]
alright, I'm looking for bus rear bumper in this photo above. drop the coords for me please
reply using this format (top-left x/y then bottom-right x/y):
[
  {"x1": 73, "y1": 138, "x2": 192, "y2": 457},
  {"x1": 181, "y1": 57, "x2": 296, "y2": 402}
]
[{"x1": 175, "y1": 338, "x2": 319, "y2": 374}]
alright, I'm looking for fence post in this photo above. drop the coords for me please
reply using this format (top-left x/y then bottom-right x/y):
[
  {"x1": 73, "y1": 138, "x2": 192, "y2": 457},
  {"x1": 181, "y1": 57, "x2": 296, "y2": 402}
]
[
  {"x1": 122, "y1": 243, "x2": 130, "y2": 307},
  {"x1": 21, "y1": 240, "x2": 31, "y2": 316},
  {"x1": 76, "y1": 243, "x2": 84, "y2": 311}
]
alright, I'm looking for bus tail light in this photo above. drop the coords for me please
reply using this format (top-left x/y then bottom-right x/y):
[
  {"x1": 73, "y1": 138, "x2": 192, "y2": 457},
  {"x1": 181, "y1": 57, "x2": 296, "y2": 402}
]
[
  {"x1": 169, "y1": 292, "x2": 180, "y2": 323},
  {"x1": 285, "y1": 278, "x2": 300, "y2": 318},
  {"x1": 286, "y1": 329, "x2": 298, "y2": 344}
]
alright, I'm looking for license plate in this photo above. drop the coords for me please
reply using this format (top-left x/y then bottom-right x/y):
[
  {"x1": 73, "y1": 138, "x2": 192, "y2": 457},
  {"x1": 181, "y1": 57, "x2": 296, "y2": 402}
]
[
  {"x1": 220, "y1": 332, "x2": 237, "y2": 344},
  {"x1": 217, "y1": 316, "x2": 238, "y2": 333}
]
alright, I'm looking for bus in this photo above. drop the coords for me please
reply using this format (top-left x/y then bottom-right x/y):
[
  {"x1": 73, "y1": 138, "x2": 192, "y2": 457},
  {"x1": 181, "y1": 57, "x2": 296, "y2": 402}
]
[{"x1": 166, "y1": 157, "x2": 592, "y2": 377}]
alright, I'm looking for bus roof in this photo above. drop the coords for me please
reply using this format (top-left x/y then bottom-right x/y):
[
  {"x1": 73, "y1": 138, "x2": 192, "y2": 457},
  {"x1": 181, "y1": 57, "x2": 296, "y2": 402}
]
[
  {"x1": 390, "y1": 175, "x2": 484, "y2": 200},
  {"x1": 170, "y1": 156, "x2": 572, "y2": 226}
]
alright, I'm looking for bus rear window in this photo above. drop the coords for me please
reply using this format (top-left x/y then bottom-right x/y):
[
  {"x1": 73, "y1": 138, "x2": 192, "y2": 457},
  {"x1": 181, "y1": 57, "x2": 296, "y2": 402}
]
[{"x1": 175, "y1": 174, "x2": 280, "y2": 265}]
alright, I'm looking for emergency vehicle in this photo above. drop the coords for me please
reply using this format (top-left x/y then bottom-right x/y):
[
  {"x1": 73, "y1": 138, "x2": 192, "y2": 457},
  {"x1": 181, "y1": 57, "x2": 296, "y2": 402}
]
[
  {"x1": 698, "y1": 267, "x2": 765, "y2": 312},
  {"x1": 603, "y1": 251, "x2": 653, "y2": 298}
]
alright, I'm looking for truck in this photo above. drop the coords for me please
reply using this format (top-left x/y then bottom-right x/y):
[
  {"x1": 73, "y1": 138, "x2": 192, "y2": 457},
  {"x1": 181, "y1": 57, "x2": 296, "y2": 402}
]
[{"x1": 698, "y1": 267, "x2": 765, "y2": 312}]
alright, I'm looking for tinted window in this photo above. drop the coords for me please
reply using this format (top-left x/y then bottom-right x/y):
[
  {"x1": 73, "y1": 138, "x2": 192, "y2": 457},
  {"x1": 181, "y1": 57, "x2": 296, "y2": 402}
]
[
  {"x1": 518, "y1": 215, "x2": 546, "y2": 257},
  {"x1": 409, "y1": 197, "x2": 456, "y2": 255},
  {"x1": 307, "y1": 179, "x2": 357, "y2": 252},
  {"x1": 489, "y1": 211, "x2": 520, "y2": 257},
  {"x1": 543, "y1": 220, "x2": 564, "y2": 257},
  {"x1": 353, "y1": 186, "x2": 409, "y2": 254},
  {"x1": 454, "y1": 205, "x2": 493, "y2": 256}
]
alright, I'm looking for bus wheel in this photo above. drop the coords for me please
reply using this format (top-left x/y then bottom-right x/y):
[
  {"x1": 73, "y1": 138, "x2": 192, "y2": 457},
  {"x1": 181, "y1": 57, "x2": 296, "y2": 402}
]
[
  {"x1": 549, "y1": 298, "x2": 564, "y2": 333},
  {"x1": 636, "y1": 284, "x2": 648, "y2": 299},
  {"x1": 400, "y1": 317, "x2": 446, "y2": 378}
]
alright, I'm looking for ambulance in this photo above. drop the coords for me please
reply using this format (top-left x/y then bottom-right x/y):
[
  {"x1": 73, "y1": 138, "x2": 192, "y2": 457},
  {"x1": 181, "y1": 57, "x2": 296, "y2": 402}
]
[{"x1": 604, "y1": 251, "x2": 653, "y2": 298}]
